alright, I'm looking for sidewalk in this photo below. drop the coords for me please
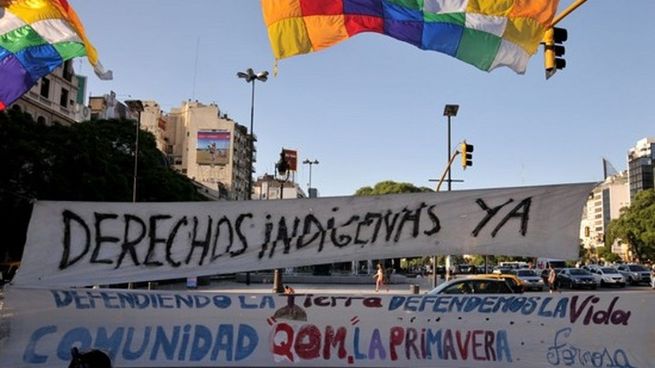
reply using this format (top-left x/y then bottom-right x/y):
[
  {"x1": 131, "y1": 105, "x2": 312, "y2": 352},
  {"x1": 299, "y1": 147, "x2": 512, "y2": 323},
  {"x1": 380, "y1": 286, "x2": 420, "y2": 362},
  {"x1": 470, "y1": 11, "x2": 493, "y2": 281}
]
[{"x1": 157, "y1": 278, "x2": 437, "y2": 295}]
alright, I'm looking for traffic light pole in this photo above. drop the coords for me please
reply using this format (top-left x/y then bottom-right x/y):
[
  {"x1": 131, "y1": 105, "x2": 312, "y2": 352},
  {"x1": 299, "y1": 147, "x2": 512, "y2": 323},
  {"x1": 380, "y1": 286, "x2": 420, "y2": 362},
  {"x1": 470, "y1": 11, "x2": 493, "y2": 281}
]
[
  {"x1": 431, "y1": 147, "x2": 461, "y2": 288},
  {"x1": 551, "y1": 0, "x2": 588, "y2": 27},
  {"x1": 435, "y1": 149, "x2": 461, "y2": 192}
]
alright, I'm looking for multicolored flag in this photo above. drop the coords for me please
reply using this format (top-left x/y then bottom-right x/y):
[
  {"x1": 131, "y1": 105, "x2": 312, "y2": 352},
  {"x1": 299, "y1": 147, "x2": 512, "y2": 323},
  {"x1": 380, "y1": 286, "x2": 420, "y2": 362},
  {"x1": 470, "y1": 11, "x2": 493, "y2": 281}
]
[
  {"x1": 0, "y1": 0, "x2": 111, "y2": 111},
  {"x1": 262, "y1": 0, "x2": 559, "y2": 74}
]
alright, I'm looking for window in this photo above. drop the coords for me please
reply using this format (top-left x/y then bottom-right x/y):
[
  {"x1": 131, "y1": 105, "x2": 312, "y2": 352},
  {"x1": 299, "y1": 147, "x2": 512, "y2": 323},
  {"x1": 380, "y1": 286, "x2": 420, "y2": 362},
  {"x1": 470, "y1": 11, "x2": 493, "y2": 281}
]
[
  {"x1": 442, "y1": 282, "x2": 473, "y2": 295},
  {"x1": 40, "y1": 78, "x2": 50, "y2": 98},
  {"x1": 60, "y1": 88, "x2": 69, "y2": 107},
  {"x1": 62, "y1": 60, "x2": 73, "y2": 81}
]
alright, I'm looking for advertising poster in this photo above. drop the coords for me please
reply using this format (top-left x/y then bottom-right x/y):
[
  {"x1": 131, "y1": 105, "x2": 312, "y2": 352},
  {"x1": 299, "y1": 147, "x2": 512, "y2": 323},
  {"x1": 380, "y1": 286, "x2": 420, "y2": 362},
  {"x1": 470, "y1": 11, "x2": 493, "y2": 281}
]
[{"x1": 197, "y1": 130, "x2": 230, "y2": 165}]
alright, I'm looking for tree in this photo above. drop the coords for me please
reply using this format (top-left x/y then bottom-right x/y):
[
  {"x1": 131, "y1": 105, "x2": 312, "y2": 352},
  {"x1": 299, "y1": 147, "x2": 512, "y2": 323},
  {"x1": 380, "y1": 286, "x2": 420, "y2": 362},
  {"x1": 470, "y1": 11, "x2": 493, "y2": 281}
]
[
  {"x1": 354, "y1": 181, "x2": 433, "y2": 272},
  {"x1": 355, "y1": 180, "x2": 433, "y2": 196},
  {"x1": 605, "y1": 189, "x2": 655, "y2": 262},
  {"x1": 0, "y1": 110, "x2": 206, "y2": 261},
  {"x1": 595, "y1": 246, "x2": 622, "y2": 264}
]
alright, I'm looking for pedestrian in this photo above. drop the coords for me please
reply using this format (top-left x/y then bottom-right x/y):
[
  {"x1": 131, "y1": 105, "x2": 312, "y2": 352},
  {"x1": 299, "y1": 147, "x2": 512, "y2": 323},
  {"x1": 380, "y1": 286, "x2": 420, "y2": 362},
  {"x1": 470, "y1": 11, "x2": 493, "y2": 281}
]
[
  {"x1": 284, "y1": 285, "x2": 295, "y2": 295},
  {"x1": 547, "y1": 265, "x2": 558, "y2": 293},
  {"x1": 374, "y1": 263, "x2": 389, "y2": 292}
]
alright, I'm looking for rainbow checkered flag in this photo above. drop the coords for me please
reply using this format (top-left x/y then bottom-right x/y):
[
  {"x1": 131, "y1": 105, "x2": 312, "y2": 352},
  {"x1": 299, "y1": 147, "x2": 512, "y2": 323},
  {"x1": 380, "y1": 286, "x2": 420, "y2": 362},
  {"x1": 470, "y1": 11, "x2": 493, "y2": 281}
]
[
  {"x1": 0, "y1": 0, "x2": 111, "y2": 110},
  {"x1": 263, "y1": 0, "x2": 559, "y2": 74}
]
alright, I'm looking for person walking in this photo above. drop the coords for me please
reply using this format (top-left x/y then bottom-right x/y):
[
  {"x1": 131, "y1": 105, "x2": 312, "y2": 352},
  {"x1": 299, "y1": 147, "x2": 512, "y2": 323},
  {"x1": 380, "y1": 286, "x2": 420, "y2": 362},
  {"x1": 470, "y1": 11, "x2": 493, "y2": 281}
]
[
  {"x1": 374, "y1": 263, "x2": 389, "y2": 292},
  {"x1": 547, "y1": 265, "x2": 558, "y2": 293}
]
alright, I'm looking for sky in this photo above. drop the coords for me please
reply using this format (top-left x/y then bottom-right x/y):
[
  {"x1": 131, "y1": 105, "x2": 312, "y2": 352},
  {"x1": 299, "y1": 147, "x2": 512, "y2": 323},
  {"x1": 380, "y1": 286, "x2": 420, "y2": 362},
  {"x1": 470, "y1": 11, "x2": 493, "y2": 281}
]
[{"x1": 70, "y1": 1, "x2": 655, "y2": 198}]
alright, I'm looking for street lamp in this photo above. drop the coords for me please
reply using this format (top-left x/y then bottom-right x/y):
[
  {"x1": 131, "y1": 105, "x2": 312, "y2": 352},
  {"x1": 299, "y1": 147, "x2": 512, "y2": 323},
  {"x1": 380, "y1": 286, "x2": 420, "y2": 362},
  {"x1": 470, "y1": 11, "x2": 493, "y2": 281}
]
[
  {"x1": 443, "y1": 104, "x2": 459, "y2": 192},
  {"x1": 125, "y1": 100, "x2": 144, "y2": 203},
  {"x1": 441, "y1": 104, "x2": 459, "y2": 285},
  {"x1": 237, "y1": 68, "x2": 268, "y2": 200},
  {"x1": 302, "y1": 159, "x2": 319, "y2": 197},
  {"x1": 272, "y1": 149, "x2": 290, "y2": 293}
]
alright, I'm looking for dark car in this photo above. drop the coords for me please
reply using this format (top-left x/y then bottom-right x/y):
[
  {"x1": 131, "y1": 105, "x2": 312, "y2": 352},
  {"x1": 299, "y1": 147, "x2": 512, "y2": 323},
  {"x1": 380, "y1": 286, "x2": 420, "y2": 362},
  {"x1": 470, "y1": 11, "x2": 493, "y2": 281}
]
[
  {"x1": 428, "y1": 277, "x2": 520, "y2": 295},
  {"x1": 493, "y1": 266, "x2": 513, "y2": 275},
  {"x1": 457, "y1": 264, "x2": 478, "y2": 274},
  {"x1": 558, "y1": 268, "x2": 597, "y2": 290}
]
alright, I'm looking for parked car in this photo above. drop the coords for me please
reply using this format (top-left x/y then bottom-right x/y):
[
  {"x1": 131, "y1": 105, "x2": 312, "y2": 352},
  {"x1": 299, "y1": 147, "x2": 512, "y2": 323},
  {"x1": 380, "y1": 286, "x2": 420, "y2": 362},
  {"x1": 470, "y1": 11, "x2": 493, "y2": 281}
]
[
  {"x1": 616, "y1": 264, "x2": 651, "y2": 285},
  {"x1": 457, "y1": 264, "x2": 478, "y2": 274},
  {"x1": 558, "y1": 268, "x2": 597, "y2": 290},
  {"x1": 428, "y1": 278, "x2": 519, "y2": 295},
  {"x1": 459, "y1": 274, "x2": 525, "y2": 293},
  {"x1": 492, "y1": 266, "x2": 513, "y2": 275},
  {"x1": 587, "y1": 267, "x2": 625, "y2": 288},
  {"x1": 511, "y1": 269, "x2": 545, "y2": 291}
]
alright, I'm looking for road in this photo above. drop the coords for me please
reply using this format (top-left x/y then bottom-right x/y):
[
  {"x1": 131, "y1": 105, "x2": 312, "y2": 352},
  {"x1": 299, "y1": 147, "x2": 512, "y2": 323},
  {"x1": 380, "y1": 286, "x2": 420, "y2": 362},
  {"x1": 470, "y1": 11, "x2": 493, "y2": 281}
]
[{"x1": 152, "y1": 278, "x2": 654, "y2": 295}]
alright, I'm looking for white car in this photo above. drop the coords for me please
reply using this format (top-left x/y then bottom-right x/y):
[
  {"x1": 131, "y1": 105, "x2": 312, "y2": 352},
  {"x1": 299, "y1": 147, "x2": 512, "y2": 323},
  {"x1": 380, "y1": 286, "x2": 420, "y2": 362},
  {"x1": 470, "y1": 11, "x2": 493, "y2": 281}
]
[
  {"x1": 588, "y1": 267, "x2": 625, "y2": 288},
  {"x1": 616, "y1": 264, "x2": 652, "y2": 285},
  {"x1": 428, "y1": 278, "x2": 518, "y2": 295}
]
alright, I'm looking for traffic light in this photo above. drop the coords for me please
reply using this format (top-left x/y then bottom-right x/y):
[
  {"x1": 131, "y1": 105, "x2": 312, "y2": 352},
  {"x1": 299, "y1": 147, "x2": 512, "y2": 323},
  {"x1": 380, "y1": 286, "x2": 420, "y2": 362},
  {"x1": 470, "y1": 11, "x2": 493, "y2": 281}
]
[
  {"x1": 543, "y1": 27, "x2": 567, "y2": 79},
  {"x1": 461, "y1": 142, "x2": 473, "y2": 169}
]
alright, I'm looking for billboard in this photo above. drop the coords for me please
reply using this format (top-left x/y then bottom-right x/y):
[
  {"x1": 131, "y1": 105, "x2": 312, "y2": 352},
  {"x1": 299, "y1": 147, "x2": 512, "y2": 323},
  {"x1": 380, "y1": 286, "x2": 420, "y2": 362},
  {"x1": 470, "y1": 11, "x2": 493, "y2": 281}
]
[
  {"x1": 283, "y1": 149, "x2": 297, "y2": 171},
  {"x1": 197, "y1": 130, "x2": 230, "y2": 165}
]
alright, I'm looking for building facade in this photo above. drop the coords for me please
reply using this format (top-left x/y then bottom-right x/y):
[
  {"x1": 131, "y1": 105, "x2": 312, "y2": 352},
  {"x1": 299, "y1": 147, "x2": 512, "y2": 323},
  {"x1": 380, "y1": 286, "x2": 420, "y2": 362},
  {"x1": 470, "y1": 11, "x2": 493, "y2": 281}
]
[
  {"x1": 139, "y1": 100, "x2": 168, "y2": 152},
  {"x1": 580, "y1": 171, "x2": 630, "y2": 258},
  {"x1": 628, "y1": 137, "x2": 654, "y2": 199},
  {"x1": 165, "y1": 101, "x2": 251, "y2": 201},
  {"x1": 10, "y1": 60, "x2": 85, "y2": 125},
  {"x1": 252, "y1": 174, "x2": 306, "y2": 200},
  {"x1": 88, "y1": 91, "x2": 128, "y2": 120}
]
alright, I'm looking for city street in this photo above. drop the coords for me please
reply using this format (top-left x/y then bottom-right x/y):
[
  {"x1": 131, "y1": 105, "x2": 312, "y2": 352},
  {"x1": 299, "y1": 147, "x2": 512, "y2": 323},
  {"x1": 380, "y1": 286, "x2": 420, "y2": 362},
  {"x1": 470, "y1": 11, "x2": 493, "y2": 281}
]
[{"x1": 155, "y1": 277, "x2": 654, "y2": 295}]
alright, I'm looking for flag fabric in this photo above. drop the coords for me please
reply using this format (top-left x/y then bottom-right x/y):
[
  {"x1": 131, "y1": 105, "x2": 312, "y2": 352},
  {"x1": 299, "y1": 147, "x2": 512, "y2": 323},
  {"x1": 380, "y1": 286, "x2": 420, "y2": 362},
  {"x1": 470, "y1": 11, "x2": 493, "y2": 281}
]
[
  {"x1": 0, "y1": 0, "x2": 111, "y2": 110},
  {"x1": 262, "y1": 0, "x2": 560, "y2": 74}
]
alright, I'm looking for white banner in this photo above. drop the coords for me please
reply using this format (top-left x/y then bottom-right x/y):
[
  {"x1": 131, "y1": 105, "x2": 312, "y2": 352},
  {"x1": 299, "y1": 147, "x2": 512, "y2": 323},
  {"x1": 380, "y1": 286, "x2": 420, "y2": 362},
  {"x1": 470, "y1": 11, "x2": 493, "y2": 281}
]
[
  {"x1": 13, "y1": 183, "x2": 594, "y2": 287},
  {"x1": 0, "y1": 287, "x2": 651, "y2": 367}
]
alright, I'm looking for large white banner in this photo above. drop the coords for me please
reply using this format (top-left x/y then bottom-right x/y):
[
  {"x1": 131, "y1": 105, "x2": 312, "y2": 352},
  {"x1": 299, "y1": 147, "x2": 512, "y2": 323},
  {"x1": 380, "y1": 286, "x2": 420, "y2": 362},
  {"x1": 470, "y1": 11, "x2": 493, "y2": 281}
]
[
  {"x1": 0, "y1": 287, "x2": 651, "y2": 368},
  {"x1": 13, "y1": 183, "x2": 594, "y2": 287}
]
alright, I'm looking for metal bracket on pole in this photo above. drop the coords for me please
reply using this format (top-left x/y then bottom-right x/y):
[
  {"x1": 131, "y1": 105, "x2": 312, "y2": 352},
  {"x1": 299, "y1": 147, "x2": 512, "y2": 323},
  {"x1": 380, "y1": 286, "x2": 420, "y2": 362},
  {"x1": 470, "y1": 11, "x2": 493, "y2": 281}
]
[{"x1": 435, "y1": 149, "x2": 462, "y2": 192}]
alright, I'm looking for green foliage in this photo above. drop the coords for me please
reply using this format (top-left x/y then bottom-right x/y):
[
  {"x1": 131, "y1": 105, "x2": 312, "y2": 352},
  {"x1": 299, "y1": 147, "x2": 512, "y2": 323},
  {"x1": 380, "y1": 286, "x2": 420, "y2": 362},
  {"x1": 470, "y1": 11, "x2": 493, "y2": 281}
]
[
  {"x1": 595, "y1": 246, "x2": 622, "y2": 263},
  {"x1": 355, "y1": 180, "x2": 433, "y2": 196},
  {"x1": 605, "y1": 189, "x2": 655, "y2": 262},
  {"x1": 579, "y1": 243, "x2": 596, "y2": 263},
  {"x1": 0, "y1": 110, "x2": 205, "y2": 261}
]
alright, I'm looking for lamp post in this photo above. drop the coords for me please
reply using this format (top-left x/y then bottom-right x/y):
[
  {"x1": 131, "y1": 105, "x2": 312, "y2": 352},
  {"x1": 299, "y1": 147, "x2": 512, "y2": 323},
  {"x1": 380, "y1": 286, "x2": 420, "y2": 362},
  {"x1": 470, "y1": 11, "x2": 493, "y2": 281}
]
[
  {"x1": 442, "y1": 104, "x2": 459, "y2": 284},
  {"x1": 125, "y1": 100, "x2": 144, "y2": 203},
  {"x1": 272, "y1": 149, "x2": 290, "y2": 293},
  {"x1": 302, "y1": 159, "x2": 319, "y2": 197},
  {"x1": 443, "y1": 104, "x2": 459, "y2": 192},
  {"x1": 237, "y1": 68, "x2": 268, "y2": 200},
  {"x1": 124, "y1": 100, "x2": 144, "y2": 290}
]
